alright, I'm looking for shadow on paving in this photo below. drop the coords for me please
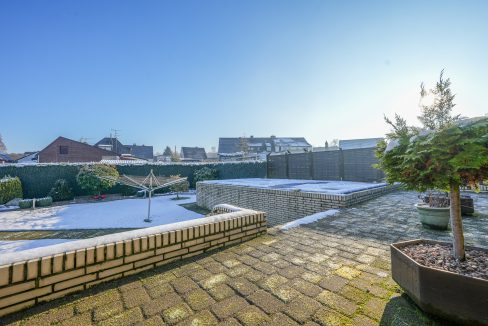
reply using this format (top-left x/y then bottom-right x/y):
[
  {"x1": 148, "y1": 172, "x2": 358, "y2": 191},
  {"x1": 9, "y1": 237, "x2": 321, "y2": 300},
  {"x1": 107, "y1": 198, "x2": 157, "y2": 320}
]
[{"x1": 0, "y1": 190, "x2": 485, "y2": 325}]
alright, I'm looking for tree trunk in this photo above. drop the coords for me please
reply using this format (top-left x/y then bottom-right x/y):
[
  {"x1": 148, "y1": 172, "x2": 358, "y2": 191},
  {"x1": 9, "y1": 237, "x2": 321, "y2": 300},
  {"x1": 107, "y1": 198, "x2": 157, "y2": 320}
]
[{"x1": 450, "y1": 183, "x2": 465, "y2": 260}]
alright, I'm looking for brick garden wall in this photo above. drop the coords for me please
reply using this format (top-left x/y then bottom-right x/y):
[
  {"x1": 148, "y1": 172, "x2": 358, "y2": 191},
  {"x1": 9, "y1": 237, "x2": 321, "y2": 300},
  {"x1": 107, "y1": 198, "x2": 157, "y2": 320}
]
[
  {"x1": 197, "y1": 182, "x2": 399, "y2": 226},
  {"x1": 0, "y1": 207, "x2": 266, "y2": 317}
]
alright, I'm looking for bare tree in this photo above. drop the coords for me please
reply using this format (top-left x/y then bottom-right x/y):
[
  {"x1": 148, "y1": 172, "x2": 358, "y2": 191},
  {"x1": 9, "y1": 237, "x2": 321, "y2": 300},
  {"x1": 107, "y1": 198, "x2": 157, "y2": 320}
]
[{"x1": 0, "y1": 134, "x2": 6, "y2": 152}]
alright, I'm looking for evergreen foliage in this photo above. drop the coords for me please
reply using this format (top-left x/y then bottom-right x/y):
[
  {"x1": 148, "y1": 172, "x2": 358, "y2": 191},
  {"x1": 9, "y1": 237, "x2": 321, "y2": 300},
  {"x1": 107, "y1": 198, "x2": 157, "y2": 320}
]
[
  {"x1": 76, "y1": 164, "x2": 119, "y2": 195},
  {"x1": 0, "y1": 176, "x2": 23, "y2": 204},
  {"x1": 194, "y1": 167, "x2": 218, "y2": 183},
  {"x1": 48, "y1": 179, "x2": 74, "y2": 202}
]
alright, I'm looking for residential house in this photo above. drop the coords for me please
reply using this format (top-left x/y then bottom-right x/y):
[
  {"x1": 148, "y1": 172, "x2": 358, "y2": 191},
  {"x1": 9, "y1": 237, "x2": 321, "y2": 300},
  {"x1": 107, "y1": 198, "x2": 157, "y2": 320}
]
[
  {"x1": 339, "y1": 138, "x2": 383, "y2": 150},
  {"x1": 15, "y1": 152, "x2": 39, "y2": 164},
  {"x1": 0, "y1": 152, "x2": 14, "y2": 163},
  {"x1": 218, "y1": 135, "x2": 312, "y2": 160},
  {"x1": 38, "y1": 137, "x2": 118, "y2": 163},
  {"x1": 95, "y1": 137, "x2": 154, "y2": 161},
  {"x1": 180, "y1": 147, "x2": 207, "y2": 162}
]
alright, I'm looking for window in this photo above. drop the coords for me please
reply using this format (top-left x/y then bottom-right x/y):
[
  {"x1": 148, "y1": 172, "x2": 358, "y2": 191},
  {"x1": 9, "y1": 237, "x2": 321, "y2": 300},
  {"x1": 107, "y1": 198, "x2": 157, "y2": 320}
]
[{"x1": 59, "y1": 146, "x2": 69, "y2": 154}]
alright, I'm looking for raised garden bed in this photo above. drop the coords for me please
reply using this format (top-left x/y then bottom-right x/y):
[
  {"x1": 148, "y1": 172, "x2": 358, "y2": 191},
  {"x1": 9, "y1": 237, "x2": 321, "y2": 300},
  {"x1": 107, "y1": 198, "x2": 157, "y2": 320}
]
[{"x1": 391, "y1": 239, "x2": 488, "y2": 325}]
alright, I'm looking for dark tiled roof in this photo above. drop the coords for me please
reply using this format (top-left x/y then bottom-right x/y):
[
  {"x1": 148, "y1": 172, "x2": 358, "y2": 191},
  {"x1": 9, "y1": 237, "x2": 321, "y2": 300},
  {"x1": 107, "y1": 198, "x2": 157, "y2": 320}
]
[
  {"x1": 218, "y1": 137, "x2": 311, "y2": 154},
  {"x1": 94, "y1": 138, "x2": 153, "y2": 159},
  {"x1": 0, "y1": 152, "x2": 13, "y2": 162},
  {"x1": 181, "y1": 147, "x2": 207, "y2": 160},
  {"x1": 125, "y1": 145, "x2": 153, "y2": 160},
  {"x1": 339, "y1": 138, "x2": 383, "y2": 150}
]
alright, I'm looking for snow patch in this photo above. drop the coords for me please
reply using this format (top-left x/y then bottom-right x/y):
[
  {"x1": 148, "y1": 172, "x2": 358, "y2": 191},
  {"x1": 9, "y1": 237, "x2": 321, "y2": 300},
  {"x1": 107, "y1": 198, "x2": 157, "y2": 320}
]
[
  {"x1": 0, "y1": 194, "x2": 203, "y2": 230},
  {"x1": 280, "y1": 210, "x2": 339, "y2": 230}
]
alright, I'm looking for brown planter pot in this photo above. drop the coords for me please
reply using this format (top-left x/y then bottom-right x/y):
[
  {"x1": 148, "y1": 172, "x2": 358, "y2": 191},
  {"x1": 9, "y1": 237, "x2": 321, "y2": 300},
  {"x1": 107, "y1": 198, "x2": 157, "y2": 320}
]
[{"x1": 391, "y1": 239, "x2": 488, "y2": 325}]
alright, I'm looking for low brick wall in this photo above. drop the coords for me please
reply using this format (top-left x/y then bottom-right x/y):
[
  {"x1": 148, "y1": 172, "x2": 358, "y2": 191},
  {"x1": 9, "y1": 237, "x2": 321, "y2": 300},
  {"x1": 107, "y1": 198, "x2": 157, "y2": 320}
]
[
  {"x1": 0, "y1": 207, "x2": 266, "y2": 317},
  {"x1": 197, "y1": 182, "x2": 399, "y2": 226}
]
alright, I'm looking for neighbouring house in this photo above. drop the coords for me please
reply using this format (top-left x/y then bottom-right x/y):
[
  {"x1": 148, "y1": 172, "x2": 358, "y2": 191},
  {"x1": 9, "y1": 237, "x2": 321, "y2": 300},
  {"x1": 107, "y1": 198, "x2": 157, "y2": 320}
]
[
  {"x1": 95, "y1": 137, "x2": 154, "y2": 161},
  {"x1": 218, "y1": 135, "x2": 312, "y2": 160},
  {"x1": 206, "y1": 152, "x2": 219, "y2": 161},
  {"x1": 339, "y1": 138, "x2": 383, "y2": 150},
  {"x1": 180, "y1": 147, "x2": 207, "y2": 162},
  {"x1": 15, "y1": 152, "x2": 39, "y2": 164},
  {"x1": 0, "y1": 152, "x2": 14, "y2": 163},
  {"x1": 38, "y1": 137, "x2": 118, "y2": 163}
]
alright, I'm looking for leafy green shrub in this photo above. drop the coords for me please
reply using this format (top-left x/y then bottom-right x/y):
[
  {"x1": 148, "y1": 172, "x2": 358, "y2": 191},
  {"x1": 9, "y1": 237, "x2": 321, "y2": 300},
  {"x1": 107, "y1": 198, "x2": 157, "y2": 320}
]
[
  {"x1": 0, "y1": 176, "x2": 23, "y2": 204},
  {"x1": 19, "y1": 199, "x2": 33, "y2": 209},
  {"x1": 76, "y1": 165, "x2": 119, "y2": 195},
  {"x1": 170, "y1": 178, "x2": 190, "y2": 199},
  {"x1": 194, "y1": 167, "x2": 218, "y2": 183},
  {"x1": 35, "y1": 196, "x2": 53, "y2": 207},
  {"x1": 48, "y1": 179, "x2": 74, "y2": 202}
]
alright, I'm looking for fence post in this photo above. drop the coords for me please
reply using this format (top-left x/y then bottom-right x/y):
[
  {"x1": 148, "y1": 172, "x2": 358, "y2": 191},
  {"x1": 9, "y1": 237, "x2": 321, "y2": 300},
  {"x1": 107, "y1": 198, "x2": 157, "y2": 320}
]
[
  {"x1": 285, "y1": 153, "x2": 290, "y2": 179},
  {"x1": 309, "y1": 151, "x2": 314, "y2": 179},
  {"x1": 339, "y1": 149, "x2": 345, "y2": 181}
]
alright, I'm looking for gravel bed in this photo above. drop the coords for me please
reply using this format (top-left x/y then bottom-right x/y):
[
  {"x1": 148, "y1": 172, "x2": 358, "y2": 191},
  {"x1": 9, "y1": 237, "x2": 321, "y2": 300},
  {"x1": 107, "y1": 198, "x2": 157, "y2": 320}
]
[{"x1": 402, "y1": 242, "x2": 488, "y2": 280}]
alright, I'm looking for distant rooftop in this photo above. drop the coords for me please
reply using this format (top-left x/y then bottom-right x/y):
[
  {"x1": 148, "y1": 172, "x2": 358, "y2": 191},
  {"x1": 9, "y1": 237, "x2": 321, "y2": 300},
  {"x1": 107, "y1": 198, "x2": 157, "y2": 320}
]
[{"x1": 339, "y1": 138, "x2": 383, "y2": 150}]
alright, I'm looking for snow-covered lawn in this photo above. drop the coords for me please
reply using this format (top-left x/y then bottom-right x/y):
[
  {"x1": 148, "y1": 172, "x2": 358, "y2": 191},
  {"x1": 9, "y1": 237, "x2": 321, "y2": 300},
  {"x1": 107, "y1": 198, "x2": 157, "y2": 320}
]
[
  {"x1": 203, "y1": 178, "x2": 387, "y2": 194},
  {"x1": 0, "y1": 239, "x2": 76, "y2": 254},
  {"x1": 280, "y1": 210, "x2": 339, "y2": 230},
  {"x1": 0, "y1": 194, "x2": 203, "y2": 230}
]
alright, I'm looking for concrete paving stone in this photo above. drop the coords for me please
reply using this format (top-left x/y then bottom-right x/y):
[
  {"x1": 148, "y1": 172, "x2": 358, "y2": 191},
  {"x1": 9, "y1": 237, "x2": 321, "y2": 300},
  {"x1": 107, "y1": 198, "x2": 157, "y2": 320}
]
[
  {"x1": 259, "y1": 274, "x2": 289, "y2": 291},
  {"x1": 188, "y1": 268, "x2": 213, "y2": 282},
  {"x1": 362, "y1": 297, "x2": 387, "y2": 321},
  {"x1": 283, "y1": 295, "x2": 322, "y2": 324},
  {"x1": 208, "y1": 283, "x2": 235, "y2": 301},
  {"x1": 170, "y1": 276, "x2": 200, "y2": 294},
  {"x1": 216, "y1": 317, "x2": 242, "y2": 326},
  {"x1": 301, "y1": 272, "x2": 322, "y2": 284},
  {"x1": 236, "y1": 305, "x2": 270, "y2": 326},
  {"x1": 247, "y1": 289, "x2": 285, "y2": 314},
  {"x1": 183, "y1": 288, "x2": 216, "y2": 311},
  {"x1": 136, "y1": 315, "x2": 166, "y2": 326},
  {"x1": 58, "y1": 312, "x2": 93, "y2": 326},
  {"x1": 316, "y1": 290, "x2": 357, "y2": 316},
  {"x1": 141, "y1": 272, "x2": 177, "y2": 288},
  {"x1": 200, "y1": 273, "x2": 228, "y2": 290},
  {"x1": 228, "y1": 277, "x2": 259, "y2": 296},
  {"x1": 145, "y1": 282, "x2": 175, "y2": 299},
  {"x1": 225, "y1": 264, "x2": 252, "y2": 278},
  {"x1": 313, "y1": 306, "x2": 352, "y2": 326},
  {"x1": 270, "y1": 284, "x2": 302, "y2": 303},
  {"x1": 93, "y1": 300, "x2": 125, "y2": 322},
  {"x1": 352, "y1": 314, "x2": 377, "y2": 326},
  {"x1": 162, "y1": 302, "x2": 193, "y2": 325},
  {"x1": 339, "y1": 285, "x2": 371, "y2": 304},
  {"x1": 23, "y1": 305, "x2": 74, "y2": 325},
  {"x1": 141, "y1": 292, "x2": 183, "y2": 317},
  {"x1": 176, "y1": 310, "x2": 218, "y2": 326},
  {"x1": 290, "y1": 278, "x2": 323, "y2": 298},
  {"x1": 211, "y1": 296, "x2": 248, "y2": 319},
  {"x1": 268, "y1": 312, "x2": 300, "y2": 326},
  {"x1": 334, "y1": 266, "x2": 362, "y2": 280},
  {"x1": 278, "y1": 266, "x2": 306, "y2": 279},
  {"x1": 122, "y1": 286, "x2": 151, "y2": 309},
  {"x1": 99, "y1": 307, "x2": 145, "y2": 326},
  {"x1": 74, "y1": 289, "x2": 121, "y2": 313}
]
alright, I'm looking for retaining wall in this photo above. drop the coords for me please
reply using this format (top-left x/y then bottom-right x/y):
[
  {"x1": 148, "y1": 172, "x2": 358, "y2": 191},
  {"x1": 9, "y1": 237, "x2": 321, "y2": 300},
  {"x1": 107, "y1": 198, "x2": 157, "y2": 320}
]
[
  {"x1": 197, "y1": 182, "x2": 399, "y2": 226},
  {"x1": 0, "y1": 206, "x2": 266, "y2": 317}
]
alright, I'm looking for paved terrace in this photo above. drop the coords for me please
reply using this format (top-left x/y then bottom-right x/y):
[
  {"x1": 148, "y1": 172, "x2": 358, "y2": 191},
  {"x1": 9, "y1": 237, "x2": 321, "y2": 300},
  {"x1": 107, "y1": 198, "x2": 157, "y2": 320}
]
[{"x1": 2, "y1": 191, "x2": 487, "y2": 326}]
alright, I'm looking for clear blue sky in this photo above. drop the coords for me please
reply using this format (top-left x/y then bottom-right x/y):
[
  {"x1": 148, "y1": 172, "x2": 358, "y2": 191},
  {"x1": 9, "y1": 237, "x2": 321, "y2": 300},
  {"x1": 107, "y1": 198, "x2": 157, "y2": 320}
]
[{"x1": 1, "y1": 1, "x2": 487, "y2": 153}]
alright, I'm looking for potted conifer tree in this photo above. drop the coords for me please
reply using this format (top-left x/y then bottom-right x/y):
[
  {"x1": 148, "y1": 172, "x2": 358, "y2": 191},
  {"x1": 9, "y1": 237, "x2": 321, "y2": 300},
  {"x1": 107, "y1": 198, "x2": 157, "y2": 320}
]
[{"x1": 376, "y1": 71, "x2": 488, "y2": 324}]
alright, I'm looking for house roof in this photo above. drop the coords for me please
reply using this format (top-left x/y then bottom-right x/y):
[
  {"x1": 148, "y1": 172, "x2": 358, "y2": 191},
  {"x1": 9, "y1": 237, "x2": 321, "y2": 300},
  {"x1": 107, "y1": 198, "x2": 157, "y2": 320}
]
[
  {"x1": 94, "y1": 138, "x2": 153, "y2": 160},
  {"x1": 218, "y1": 137, "x2": 311, "y2": 154},
  {"x1": 339, "y1": 138, "x2": 383, "y2": 150},
  {"x1": 181, "y1": 147, "x2": 207, "y2": 160},
  {"x1": 41, "y1": 136, "x2": 117, "y2": 156},
  {"x1": 126, "y1": 145, "x2": 154, "y2": 160},
  {"x1": 0, "y1": 152, "x2": 13, "y2": 162}
]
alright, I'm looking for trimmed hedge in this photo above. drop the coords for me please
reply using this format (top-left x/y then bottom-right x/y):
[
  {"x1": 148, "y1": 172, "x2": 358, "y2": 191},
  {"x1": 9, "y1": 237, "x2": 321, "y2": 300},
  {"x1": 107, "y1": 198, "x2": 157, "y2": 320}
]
[
  {"x1": 0, "y1": 162, "x2": 266, "y2": 198},
  {"x1": 35, "y1": 196, "x2": 53, "y2": 207},
  {"x1": 0, "y1": 176, "x2": 23, "y2": 204},
  {"x1": 19, "y1": 199, "x2": 33, "y2": 209}
]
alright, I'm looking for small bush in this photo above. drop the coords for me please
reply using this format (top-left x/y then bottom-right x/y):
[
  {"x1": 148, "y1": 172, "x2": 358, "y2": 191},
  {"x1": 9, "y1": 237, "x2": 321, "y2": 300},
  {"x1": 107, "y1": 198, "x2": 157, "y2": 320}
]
[
  {"x1": 194, "y1": 167, "x2": 218, "y2": 184},
  {"x1": 19, "y1": 199, "x2": 33, "y2": 209},
  {"x1": 35, "y1": 196, "x2": 53, "y2": 207},
  {"x1": 48, "y1": 179, "x2": 74, "y2": 202},
  {"x1": 170, "y1": 177, "x2": 190, "y2": 199},
  {"x1": 77, "y1": 164, "x2": 119, "y2": 195},
  {"x1": 0, "y1": 176, "x2": 23, "y2": 204}
]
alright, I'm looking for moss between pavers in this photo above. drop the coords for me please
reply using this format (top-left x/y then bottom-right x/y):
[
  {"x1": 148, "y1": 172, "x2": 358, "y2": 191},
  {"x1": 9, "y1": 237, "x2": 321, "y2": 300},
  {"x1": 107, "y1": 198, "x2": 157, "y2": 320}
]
[
  {"x1": 22, "y1": 305, "x2": 74, "y2": 325},
  {"x1": 93, "y1": 300, "x2": 124, "y2": 322},
  {"x1": 282, "y1": 295, "x2": 322, "y2": 323},
  {"x1": 316, "y1": 290, "x2": 358, "y2": 316},
  {"x1": 74, "y1": 289, "x2": 121, "y2": 313}
]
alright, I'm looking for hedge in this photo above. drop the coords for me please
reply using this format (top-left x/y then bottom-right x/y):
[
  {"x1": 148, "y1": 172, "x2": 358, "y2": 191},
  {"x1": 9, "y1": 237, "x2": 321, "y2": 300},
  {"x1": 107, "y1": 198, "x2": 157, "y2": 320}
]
[
  {"x1": 0, "y1": 176, "x2": 23, "y2": 204},
  {"x1": 0, "y1": 162, "x2": 267, "y2": 198}
]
